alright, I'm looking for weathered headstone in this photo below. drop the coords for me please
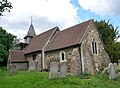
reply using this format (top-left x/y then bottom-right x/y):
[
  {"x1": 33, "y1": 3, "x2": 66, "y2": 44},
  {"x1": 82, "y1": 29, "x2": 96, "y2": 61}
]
[
  {"x1": 28, "y1": 60, "x2": 38, "y2": 71},
  {"x1": 70, "y1": 48, "x2": 81, "y2": 76},
  {"x1": 9, "y1": 64, "x2": 17, "y2": 75},
  {"x1": 36, "y1": 54, "x2": 42, "y2": 71},
  {"x1": 49, "y1": 62, "x2": 58, "y2": 79},
  {"x1": 60, "y1": 62, "x2": 67, "y2": 78},
  {"x1": 108, "y1": 63, "x2": 116, "y2": 80}
]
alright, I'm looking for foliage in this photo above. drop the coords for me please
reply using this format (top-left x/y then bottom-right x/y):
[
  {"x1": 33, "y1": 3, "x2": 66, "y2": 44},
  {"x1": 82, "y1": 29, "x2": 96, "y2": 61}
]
[
  {"x1": 0, "y1": 67, "x2": 120, "y2": 88},
  {"x1": 0, "y1": 27, "x2": 16, "y2": 66},
  {"x1": 0, "y1": 0, "x2": 12, "y2": 16},
  {"x1": 95, "y1": 20, "x2": 120, "y2": 63}
]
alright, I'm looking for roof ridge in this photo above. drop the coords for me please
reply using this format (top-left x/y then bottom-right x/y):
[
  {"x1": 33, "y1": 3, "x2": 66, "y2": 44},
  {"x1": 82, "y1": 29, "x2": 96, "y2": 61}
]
[
  {"x1": 24, "y1": 26, "x2": 60, "y2": 54},
  {"x1": 34, "y1": 26, "x2": 59, "y2": 38},
  {"x1": 46, "y1": 19, "x2": 93, "y2": 51},
  {"x1": 42, "y1": 27, "x2": 59, "y2": 51},
  {"x1": 45, "y1": 30, "x2": 60, "y2": 51},
  {"x1": 60, "y1": 19, "x2": 93, "y2": 32}
]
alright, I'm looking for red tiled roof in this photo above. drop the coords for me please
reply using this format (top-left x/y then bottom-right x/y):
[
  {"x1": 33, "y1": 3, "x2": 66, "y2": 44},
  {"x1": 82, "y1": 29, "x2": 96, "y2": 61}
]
[
  {"x1": 9, "y1": 50, "x2": 27, "y2": 62},
  {"x1": 24, "y1": 26, "x2": 59, "y2": 54},
  {"x1": 46, "y1": 19, "x2": 92, "y2": 51}
]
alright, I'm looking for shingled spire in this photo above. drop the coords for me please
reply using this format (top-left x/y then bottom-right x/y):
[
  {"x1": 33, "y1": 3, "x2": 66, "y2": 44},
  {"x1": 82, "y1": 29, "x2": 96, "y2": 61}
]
[{"x1": 24, "y1": 17, "x2": 36, "y2": 43}]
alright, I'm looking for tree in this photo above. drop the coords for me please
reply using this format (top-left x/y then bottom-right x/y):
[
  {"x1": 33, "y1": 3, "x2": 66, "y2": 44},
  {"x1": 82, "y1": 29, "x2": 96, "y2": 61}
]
[
  {"x1": 0, "y1": 27, "x2": 16, "y2": 66},
  {"x1": 95, "y1": 20, "x2": 120, "y2": 63},
  {"x1": 0, "y1": 0, "x2": 12, "y2": 16}
]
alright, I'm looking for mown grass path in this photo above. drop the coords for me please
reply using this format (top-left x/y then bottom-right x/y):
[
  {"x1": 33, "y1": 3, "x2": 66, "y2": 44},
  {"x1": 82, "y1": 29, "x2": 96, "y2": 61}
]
[{"x1": 0, "y1": 67, "x2": 120, "y2": 88}]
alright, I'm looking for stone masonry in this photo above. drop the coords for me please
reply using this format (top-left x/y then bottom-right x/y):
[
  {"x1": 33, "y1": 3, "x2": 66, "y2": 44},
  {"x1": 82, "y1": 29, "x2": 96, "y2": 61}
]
[
  {"x1": 10, "y1": 62, "x2": 28, "y2": 71},
  {"x1": 81, "y1": 22, "x2": 110, "y2": 74},
  {"x1": 45, "y1": 46, "x2": 79, "y2": 73},
  {"x1": 35, "y1": 54, "x2": 42, "y2": 71},
  {"x1": 70, "y1": 48, "x2": 81, "y2": 75}
]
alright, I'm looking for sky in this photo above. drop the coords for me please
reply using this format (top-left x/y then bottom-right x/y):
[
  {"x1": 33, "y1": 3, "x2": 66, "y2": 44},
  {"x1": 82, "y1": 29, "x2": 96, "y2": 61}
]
[{"x1": 0, "y1": 0, "x2": 120, "y2": 41}]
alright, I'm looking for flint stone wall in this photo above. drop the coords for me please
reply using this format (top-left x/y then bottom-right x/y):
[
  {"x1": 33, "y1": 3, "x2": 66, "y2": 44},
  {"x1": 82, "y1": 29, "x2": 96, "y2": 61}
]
[
  {"x1": 10, "y1": 62, "x2": 28, "y2": 71},
  {"x1": 81, "y1": 22, "x2": 110, "y2": 75},
  {"x1": 26, "y1": 52, "x2": 41, "y2": 62},
  {"x1": 26, "y1": 53, "x2": 42, "y2": 71},
  {"x1": 36, "y1": 54, "x2": 42, "y2": 71},
  {"x1": 70, "y1": 48, "x2": 81, "y2": 75},
  {"x1": 45, "y1": 46, "x2": 80, "y2": 73}
]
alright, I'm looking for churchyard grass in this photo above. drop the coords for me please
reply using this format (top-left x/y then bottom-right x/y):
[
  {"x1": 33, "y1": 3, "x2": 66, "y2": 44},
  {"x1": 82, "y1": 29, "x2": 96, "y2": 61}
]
[{"x1": 0, "y1": 67, "x2": 120, "y2": 88}]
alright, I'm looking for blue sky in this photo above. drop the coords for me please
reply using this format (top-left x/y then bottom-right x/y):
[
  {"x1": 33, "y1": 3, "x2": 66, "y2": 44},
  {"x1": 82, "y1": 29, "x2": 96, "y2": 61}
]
[
  {"x1": 71, "y1": 0, "x2": 120, "y2": 28},
  {"x1": 0, "y1": 0, "x2": 120, "y2": 41}
]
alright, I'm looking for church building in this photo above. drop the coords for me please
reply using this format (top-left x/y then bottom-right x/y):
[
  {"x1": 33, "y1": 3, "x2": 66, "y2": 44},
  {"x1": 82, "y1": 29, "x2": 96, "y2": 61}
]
[{"x1": 8, "y1": 19, "x2": 110, "y2": 75}]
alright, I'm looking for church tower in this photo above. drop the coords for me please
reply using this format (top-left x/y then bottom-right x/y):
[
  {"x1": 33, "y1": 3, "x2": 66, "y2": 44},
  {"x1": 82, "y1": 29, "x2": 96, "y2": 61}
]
[{"x1": 24, "y1": 17, "x2": 36, "y2": 43}]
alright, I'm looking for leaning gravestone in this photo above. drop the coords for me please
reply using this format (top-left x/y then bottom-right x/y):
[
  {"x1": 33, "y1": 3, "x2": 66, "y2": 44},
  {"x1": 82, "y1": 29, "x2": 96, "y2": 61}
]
[
  {"x1": 60, "y1": 62, "x2": 67, "y2": 78},
  {"x1": 108, "y1": 63, "x2": 116, "y2": 80},
  {"x1": 49, "y1": 62, "x2": 58, "y2": 79},
  {"x1": 101, "y1": 67, "x2": 108, "y2": 75},
  {"x1": 9, "y1": 64, "x2": 17, "y2": 75}
]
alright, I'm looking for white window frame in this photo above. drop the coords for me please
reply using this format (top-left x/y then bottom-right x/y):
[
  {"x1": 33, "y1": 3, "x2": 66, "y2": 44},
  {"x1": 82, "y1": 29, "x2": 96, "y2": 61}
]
[{"x1": 59, "y1": 51, "x2": 66, "y2": 62}]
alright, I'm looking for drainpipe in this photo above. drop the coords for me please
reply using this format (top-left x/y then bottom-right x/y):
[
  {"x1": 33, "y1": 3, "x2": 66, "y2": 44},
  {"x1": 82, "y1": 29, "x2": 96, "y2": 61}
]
[
  {"x1": 81, "y1": 44, "x2": 85, "y2": 73},
  {"x1": 42, "y1": 50, "x2": 45, "y2": 69},
  {"x1": 41, "y1": 27, "x2": 58, "y2": 70}
]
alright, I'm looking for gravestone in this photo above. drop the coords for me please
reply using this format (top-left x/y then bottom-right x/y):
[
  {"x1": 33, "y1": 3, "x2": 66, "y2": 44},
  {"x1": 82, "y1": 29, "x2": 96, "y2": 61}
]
[
  {"x1": 36, "y1": 54, "x2": 42, "y2": 71},
  {"x1": 49, "y1": 62, "x2": 58, "y2": 79},
  {"x1": 70, "y1": 48, "x2": 81, "y2": 76},
  {"x1": 9, "y1": 64, "x2": 17, "y2": 75},
  {"x1": 60, "y1": 62, "x2": 67, "y2": 78},
  {"x1": 28, "y1": 60, "x2": 38, "y2": 71},
  {"x1": 108, "y1": 63, "x2": 116, "y2": 80}
]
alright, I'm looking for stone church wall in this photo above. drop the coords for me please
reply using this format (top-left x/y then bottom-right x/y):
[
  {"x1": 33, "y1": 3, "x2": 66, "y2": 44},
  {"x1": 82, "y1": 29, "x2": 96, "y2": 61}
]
[
  {"x1": 81, "y1": 22, "x2": 110, "y2": 75},
  {"x1": 11, "y1": 62, "x2": 28, "y2": 71},
  {"x1": 25, "y1": 52, "x2": 42, "y2": 70},
  {"x1": 45, "y1": 46, "x2": 81, "y2": 73},
  {"x1": 26, "y1": 52, "x2": 41, "y2": 61}
]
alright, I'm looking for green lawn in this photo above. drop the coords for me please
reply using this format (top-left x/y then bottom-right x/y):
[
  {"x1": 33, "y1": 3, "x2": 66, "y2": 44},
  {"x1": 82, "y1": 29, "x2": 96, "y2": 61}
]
[{"x1": 0, "y1": 67, "x2": 120, "y2": 88}]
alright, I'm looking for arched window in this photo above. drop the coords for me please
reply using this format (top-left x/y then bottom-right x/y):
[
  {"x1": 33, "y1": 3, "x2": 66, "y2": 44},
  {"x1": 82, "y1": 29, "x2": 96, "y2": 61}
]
[
  {"x1": 60, "y1": 51, "x2": 66, "y2": 62},
  {"x1": 62, "y1": 53, "x2": 65, "y2": 60},
  {"x1": 92, "y1": 39, "x2": 98, "y2": 54}
]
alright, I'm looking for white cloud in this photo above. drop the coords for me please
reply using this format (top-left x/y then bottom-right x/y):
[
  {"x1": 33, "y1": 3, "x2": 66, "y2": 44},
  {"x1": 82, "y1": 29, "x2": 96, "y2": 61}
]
[
  {"x1": 78, "y1": 0, "x2": 120, "y2": 17},
  {"x1": 0, "y1": 0, "x2": 79, "y2": 38}
]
